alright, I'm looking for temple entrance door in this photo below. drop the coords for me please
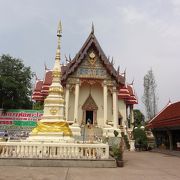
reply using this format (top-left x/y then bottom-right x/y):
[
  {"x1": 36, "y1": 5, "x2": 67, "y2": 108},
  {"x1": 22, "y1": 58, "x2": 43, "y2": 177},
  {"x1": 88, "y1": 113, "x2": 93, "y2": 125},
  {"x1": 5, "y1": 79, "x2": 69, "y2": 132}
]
[
  {"x1": 86, "y1": 111, "x2": 93, "y2": 124},
  {"x1": 82, "y1": 94, "x2": 98, "y2": 125}
]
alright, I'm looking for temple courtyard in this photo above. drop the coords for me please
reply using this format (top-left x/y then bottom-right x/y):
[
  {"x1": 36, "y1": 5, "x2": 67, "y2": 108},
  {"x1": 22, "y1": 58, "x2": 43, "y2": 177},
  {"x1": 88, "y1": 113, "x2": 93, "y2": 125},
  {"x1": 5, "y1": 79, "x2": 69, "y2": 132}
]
[{"x1": 0, "y1": 151, "x2": 179, "y2": 180}]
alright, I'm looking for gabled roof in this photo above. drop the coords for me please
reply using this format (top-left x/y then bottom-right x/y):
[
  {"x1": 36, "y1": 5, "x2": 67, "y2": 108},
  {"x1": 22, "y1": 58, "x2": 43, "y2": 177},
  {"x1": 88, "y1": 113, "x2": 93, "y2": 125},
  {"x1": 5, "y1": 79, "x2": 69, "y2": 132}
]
[
  {"x1": 147, "y1": 101, "x2": 180, "y2": 129},
  {"x1": 61, "y1": 30, "x2": 125, "y2": 84}
]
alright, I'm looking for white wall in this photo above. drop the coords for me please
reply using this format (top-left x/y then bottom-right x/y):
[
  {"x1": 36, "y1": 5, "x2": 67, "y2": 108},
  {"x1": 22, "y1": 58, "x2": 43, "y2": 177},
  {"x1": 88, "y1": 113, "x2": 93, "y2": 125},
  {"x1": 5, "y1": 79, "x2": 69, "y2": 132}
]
[{"x1": 118, "y1": 99, "x2": 127, "y2": 127}]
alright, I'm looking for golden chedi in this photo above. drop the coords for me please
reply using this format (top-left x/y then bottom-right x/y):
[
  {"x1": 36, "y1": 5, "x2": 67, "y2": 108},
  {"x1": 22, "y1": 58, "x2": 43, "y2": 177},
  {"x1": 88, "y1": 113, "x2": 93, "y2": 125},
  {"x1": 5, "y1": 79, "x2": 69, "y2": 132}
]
[{"x1": 31, "y1": 21, "x2": 72, "y2": 137}]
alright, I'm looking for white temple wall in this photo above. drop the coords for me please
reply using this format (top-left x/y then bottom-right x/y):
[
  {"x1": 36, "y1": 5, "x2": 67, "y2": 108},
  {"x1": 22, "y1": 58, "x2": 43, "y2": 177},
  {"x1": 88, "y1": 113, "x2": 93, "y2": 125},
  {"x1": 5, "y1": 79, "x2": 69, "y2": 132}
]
[
  {"x1": 77, "y1": 84, "x2": 104, "y2": 126},
  {"x1": 118, "y1": 100, "x2": 127, "y2": 127},
  {"x1": 67, "y1": 85, "x2": 128, "y2": 128},
  {"x1": 77, "y1": 85, "x2": 89, "y2": 124}
]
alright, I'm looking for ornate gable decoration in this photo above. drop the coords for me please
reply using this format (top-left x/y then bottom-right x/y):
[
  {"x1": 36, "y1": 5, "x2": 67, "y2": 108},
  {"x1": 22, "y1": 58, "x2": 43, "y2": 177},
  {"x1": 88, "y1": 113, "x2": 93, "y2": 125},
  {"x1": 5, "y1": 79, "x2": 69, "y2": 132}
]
[
  {"x1": 75, "y1": 49, "x2": 108, "y2": 79},
  {"x1": 82, "y1": 94, "x2": 98, "y2": 110},
  {"x1": 61, "y1": 30, "x2": 125, "y2": 84},
  {"x1": 88, "y1": 51, "x2": 96, "y2": 66}
]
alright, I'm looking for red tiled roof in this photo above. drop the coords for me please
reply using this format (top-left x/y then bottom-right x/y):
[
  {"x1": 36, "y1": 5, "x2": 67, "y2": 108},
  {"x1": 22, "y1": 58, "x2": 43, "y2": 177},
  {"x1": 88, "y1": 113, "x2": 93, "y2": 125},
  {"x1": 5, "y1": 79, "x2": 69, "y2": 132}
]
[
  {"x1": 32, "y1": 80, "x2": 44, "y2": 101},
  {"x1": 41, "y1": 70, "x2": 52, "y2": 96},
  {"x1": 147, "y1": 101, "x2": 180, "y2": 128},
  {"x1": 43, "y1": 70, "x2": 52, "y2": 85},
  {"x1": 118, "y1": 85, "x2": 130, "y2": 99},
  {"x1": 118, "y1": 84, "x2": 138, "y2": 104}
]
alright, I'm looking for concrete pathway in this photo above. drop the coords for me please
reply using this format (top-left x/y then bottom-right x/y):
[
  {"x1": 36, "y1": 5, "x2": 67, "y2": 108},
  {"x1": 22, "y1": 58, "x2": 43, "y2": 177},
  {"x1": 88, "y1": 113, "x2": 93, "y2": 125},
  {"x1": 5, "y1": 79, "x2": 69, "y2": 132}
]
[
  {"x1": 0, "y1": 151, "x2": 180, "y2": 180},
  {"x1": 151, "y1": 148, "x2": 180, "y2": 157}
]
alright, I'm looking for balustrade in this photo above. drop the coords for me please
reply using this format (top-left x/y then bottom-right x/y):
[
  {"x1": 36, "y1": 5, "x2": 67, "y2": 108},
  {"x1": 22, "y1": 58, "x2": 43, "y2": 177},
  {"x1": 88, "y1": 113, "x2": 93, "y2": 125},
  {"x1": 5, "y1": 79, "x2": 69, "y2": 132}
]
[{"x1": 0, "y1": 142, "x2": 109, "y2": 160}]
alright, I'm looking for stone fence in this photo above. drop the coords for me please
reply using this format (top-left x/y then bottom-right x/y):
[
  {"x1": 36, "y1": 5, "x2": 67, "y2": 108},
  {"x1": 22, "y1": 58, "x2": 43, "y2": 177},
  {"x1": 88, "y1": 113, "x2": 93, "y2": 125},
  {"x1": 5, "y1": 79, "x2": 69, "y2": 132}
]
[{"x1": 0, "y1": 142, "x2": 109, "y2": 160}]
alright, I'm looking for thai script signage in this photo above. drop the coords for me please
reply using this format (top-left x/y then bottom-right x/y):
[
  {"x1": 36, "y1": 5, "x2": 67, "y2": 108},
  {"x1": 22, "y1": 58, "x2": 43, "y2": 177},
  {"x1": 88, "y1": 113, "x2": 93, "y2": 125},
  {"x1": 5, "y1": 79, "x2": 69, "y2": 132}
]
[{"x1": 0, "y1": 109, "x2": 43, "y2": 132}]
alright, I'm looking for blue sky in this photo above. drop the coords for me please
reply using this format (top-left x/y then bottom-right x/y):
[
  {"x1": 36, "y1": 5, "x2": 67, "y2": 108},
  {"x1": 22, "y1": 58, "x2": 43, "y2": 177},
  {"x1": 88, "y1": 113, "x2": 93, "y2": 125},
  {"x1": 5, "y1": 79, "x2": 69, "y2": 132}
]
[{"x1": 0, "y1": 0, "x2": 180, "y2": 114}]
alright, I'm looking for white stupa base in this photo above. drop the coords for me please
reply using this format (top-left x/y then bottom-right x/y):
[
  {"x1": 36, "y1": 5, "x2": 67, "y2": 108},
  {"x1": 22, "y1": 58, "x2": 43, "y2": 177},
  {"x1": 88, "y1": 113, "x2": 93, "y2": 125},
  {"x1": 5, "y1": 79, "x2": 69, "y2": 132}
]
[
  {"x1": 27, "y1": 133, "x2": 74, "y2": 143},
  {"x1": 103, "y1": 127, "x2": 121, "y2": 137},
  {"x1": 69, "y1": 123, "x2": 81, "y2": 136}
]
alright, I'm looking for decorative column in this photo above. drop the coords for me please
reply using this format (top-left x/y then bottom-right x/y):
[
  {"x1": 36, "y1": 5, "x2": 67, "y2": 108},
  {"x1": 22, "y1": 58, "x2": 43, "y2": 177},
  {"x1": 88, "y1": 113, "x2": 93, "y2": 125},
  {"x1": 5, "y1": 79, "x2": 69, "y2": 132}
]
[
  {"x1": 103, "y1": 80, "x2": 108, "y2": 126},
  {"x1": 167, "y1": 130, "x2": 173, "y2": 150},
  {"x1": 74, "y1": 79, "x2": 80, "y2": 124},
  {"x1": 93, "y1": 110, "x2": 97, "y2": 125},
  {"x1": 65, "y1": 84, "x2": 70, "y2": 121},
  {"x1": 112, "y1": 86, "x2": 118, "y2": 129},
  {"x1": 130, "y1": 105, "x2": 134, "y2": 128}
]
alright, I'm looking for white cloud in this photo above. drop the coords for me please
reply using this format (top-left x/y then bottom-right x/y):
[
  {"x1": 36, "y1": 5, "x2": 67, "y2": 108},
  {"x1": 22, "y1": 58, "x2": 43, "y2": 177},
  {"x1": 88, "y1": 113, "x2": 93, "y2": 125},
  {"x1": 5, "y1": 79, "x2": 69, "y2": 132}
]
[
  {"x1": 169, "y1": 0, "x2": 180, "y2": 16},
  {"x1": 120, "y1": 7, "x2": 146, "y2": 24}
]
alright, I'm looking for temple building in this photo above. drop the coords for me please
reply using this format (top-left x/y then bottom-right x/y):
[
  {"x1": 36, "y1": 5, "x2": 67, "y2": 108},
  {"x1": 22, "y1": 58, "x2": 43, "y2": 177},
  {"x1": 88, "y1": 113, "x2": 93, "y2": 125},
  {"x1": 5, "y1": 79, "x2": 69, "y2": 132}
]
[
  {"x1": 32, "y1": 25, "x2": 138, "y2": 137},
  {"x1": 147, "y1": 101, "x2": 180, "y2": 151}
]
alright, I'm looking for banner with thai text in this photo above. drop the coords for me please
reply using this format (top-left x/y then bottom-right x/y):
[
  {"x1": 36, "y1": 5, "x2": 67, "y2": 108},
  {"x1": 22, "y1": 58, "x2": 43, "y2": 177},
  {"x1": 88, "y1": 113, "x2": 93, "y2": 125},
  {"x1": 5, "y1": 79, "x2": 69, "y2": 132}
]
[{"x1": 0, "y1": 109, "x2": 43, "y2": 133}]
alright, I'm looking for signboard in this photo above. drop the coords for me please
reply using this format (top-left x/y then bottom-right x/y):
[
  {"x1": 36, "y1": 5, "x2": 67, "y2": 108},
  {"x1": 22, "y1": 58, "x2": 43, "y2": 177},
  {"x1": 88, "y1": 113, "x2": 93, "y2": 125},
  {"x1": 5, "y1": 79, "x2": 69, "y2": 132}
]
[{"x1": 0, "y1": 109, "x2": 43, "y2": 133}]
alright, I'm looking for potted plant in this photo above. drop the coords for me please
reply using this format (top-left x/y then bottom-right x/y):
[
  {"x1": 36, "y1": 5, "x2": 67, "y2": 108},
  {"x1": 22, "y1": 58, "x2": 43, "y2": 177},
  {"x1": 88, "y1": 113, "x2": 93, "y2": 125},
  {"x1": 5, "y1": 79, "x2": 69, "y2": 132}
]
[{"x1": 112, "y1": 137, "x2": 124, "y2": 167}]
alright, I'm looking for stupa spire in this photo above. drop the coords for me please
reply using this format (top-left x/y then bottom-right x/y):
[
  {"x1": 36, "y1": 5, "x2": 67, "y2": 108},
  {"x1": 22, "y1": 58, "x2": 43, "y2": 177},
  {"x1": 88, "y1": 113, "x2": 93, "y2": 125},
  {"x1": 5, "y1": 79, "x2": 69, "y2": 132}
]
[
  {"x1": 57, "y1": 21, "x2": 62, "y2": 49},
  {"x1": 54, "y1": 21, "x2": 62, "y2": 71},
  {"x1": 31, "y1": 21, "x2": 72, "y2": 137}
]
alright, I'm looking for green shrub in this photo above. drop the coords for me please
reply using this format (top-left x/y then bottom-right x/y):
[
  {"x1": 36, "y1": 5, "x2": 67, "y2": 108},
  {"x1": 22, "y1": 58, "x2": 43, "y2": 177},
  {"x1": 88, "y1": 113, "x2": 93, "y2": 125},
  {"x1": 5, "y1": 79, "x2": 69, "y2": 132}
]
[
  {"x1": 121, "y1": 132, "x2": 130, "y2": 150},
  {"x1": 124, "y1": 135, "x2": 130, "y2": 150},
  {"x1": 112, "y1": 144, "x2": 123, "y2": 160},
  {"x1": 133, "y1": 128, "x2": 148, "y2": 150}
]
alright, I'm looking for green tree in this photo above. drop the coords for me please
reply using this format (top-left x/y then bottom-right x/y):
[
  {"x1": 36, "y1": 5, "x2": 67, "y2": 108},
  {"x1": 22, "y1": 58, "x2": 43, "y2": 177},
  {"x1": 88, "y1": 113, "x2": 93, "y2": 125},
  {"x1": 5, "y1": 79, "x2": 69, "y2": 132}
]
[
  {"x1": 0, "y1": 54, "x2": 34, "y2": 109},
  {"x1": 133, "y1": 109, "x2": 145, "y2": 127},
  {"x1": 142, "y1": 69, "x2": 158, "y2": 120}
]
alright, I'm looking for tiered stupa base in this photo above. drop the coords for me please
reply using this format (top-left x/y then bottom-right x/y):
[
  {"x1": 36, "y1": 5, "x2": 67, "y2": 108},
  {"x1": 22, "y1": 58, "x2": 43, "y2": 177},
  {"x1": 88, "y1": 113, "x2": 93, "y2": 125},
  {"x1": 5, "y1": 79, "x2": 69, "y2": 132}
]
[{"x1": 28, "y1": 121, "x2": 74, "y2": 143}]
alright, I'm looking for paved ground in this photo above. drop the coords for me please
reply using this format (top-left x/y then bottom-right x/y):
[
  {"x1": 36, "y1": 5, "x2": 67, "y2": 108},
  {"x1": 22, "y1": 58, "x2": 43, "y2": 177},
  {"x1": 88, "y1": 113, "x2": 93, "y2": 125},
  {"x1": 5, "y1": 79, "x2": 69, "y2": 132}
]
[
  {"x1": 152, "y1": 148, "x2": 180, "y2": 157},
  {"x1": 0, "y1": 151, "x2": 180, "y2": 180}
]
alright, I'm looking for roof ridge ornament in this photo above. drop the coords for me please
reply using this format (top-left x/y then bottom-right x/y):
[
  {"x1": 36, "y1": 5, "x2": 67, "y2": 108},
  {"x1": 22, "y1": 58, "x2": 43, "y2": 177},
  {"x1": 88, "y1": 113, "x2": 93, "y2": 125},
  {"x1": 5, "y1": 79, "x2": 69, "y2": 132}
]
[
  {"x1": 44, "y1": 62, "x2": 49, "y2": 71},
  {"x1": 91, "y1": 22, "x2": 94, "y2": 34},
  {"x1": 168, "y1": 98, "x2": 172, "y2": 105},
  {"x1": 35, "y1": 73, "x2": 39, "y2": 81},
  {"x1": 117, "y1": 66, "x2": 120, "y2": 74},
  {"x1": 130, "y1": 79, "x2": 134, "y2": 85}
]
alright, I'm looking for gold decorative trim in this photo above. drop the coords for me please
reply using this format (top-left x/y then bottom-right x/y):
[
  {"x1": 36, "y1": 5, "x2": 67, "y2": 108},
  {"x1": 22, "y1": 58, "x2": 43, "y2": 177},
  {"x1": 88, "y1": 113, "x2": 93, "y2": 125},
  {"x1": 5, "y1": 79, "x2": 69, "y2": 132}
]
[
  {"x1": 88, "y1": 51, "x2": 96, "y2": 66},
  {"x1": 52, "y1": 71, "x2": 61, "y2": 78},
  {"x1": 45, "y1": 99, "x2": 64, "y2": 104},
  {"x1": 50, "y1": 107, "x2": 58, "y2": 115},
  {"x1": 49, "y1": 87, "x2": 63, "y2": 93}
]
